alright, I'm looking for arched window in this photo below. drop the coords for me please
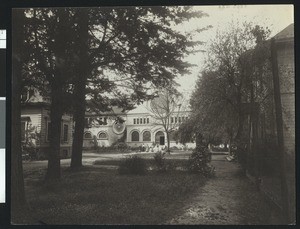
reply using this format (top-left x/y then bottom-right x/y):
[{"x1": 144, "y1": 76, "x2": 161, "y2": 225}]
[
  {"x1": 143, "y1": 131, "x2": 151, "y2": 141},
  {"x1": 98, "y1": 132, "x2": 107, "y2": 139},
  {"x1": 84, "y1": 132, "x2": 92, "y2": 139},
  {"x1": 131, "y1": 131, "x2": 139, "y2": 142}
]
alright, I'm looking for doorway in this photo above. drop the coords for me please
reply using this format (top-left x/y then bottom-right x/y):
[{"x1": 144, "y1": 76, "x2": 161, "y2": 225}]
[{"x1": 155, "y1": 131, "x2": 165, "y2": 145}]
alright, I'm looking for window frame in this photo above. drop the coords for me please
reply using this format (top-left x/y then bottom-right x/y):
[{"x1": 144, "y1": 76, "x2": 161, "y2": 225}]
[
  {"x1": 84, "y1": 131, "x2": 93, "y2": 139},
  {"x1": 142, "y1": 131, "x2": 151, "y2": 142},
  {"x1": 131, "y1": 131, "x2": 140, "y2": 142},
  {"x1": 98, "y1": 131, "x2": 108, "y2": 140}
]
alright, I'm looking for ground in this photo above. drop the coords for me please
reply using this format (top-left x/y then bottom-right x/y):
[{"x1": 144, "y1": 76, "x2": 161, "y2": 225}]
[
  {"x1": 19, "y1": 150, "x2": 283, "y2": 225},
  {"x1": 167, "y1": 155, "x2": 283, "y2": 225}
]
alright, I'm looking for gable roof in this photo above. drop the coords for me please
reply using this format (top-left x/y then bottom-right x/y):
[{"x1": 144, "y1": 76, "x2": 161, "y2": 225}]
[{"x1": 274, "y1": 23, "x2": 294, "y2": 41}]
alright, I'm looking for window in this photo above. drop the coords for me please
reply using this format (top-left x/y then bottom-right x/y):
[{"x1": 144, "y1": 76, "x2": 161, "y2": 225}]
[
  {"x1": 98, "y1": 132, "x2": 107, "y2": 139},
  {"x1": 143, "y1": 118, "x2": 146, "y2": 124},
  {"x1": 175, "y1": 117, "x2": 177, "y2": 123},
  {"x1": 140, "y1": 118, "x2": 142, "y2": 124},
  {"x1": 134, "y1": 118, "x2": 136, "y2": 124},
  {"x1": 47, "y1": 122, "x2": 51, "y2": 141},
  {"x1": 131, "y1": 131, "x2": 139, "y2": 141},
  {"x1": 178, "y1": 117, "x2": 181, "y2": 123},
  {"x1": 147, "y1": 118, "x2": 149, "y2": 124},
  {"x1": 63, "y1": 124, "x2": 68, "y2": 142},
  {"x1": 143, "y1": 131, "x2": 151, "y2": 141},
  {"x1": 171, "y1": 117, "x2": 174, "y2": 123},
  {"x1": 84, "y1": 132, "x2": 92, "y2": 139},
  {"x1": 21, "y1": 121, "x2": 26, "y2": 141},
  {"x1": 104, "y1": 117, "x2": 107, "y2": 125},
  {"x1": 137, "y1": 118, "x2": 139, "y2": 124}
]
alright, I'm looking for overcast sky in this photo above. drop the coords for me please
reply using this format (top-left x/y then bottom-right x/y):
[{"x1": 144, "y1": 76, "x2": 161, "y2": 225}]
[{"x1": 175, "y1": 4, "x2": 294, "y2": 99}]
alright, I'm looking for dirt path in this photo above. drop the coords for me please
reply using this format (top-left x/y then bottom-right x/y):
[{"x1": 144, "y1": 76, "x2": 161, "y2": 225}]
[{"x1": 167, "y1": 155, "x2": 282, "y2": 225}]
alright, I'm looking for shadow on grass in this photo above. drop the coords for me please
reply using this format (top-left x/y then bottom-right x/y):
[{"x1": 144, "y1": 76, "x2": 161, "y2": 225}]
[{"x1": 22, "y1": 162, "x2": 207, "y2": 225}]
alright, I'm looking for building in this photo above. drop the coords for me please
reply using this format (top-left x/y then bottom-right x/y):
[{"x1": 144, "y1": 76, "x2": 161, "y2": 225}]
[
  {"x1": 273, "y1": 23, "x2": 295, "y2": 159},
  {"x1": 83, "y1": 100, "x2": 195, "y2": 149},
  {"x1": 21, "y1": 88, "x2": 73, "y2": 159}
]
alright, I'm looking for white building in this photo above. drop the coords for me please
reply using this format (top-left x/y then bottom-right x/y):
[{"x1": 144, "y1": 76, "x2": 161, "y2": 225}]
[{"x1": 83, "y1": 100, "x2": 195, "y2": 149}]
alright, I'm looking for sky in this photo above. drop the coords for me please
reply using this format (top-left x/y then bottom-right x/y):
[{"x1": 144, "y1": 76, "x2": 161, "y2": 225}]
[{"x1": 175, "y1": 4, "x2": 294, "y2": 99}]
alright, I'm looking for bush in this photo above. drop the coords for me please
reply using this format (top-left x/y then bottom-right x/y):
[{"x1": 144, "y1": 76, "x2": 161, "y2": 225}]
[
  {"x1": 187, "y1": 147, "x2": 215, "y2": 177},
  {"x1": 153, "y1": 152, "x2": 167, "y2": 173},
  {"x1": 118, "y1": 155, "x2": 147, "y2": 175},
  {"x1": 170, "y1": 146, "x2": 179, "y2": 150}
]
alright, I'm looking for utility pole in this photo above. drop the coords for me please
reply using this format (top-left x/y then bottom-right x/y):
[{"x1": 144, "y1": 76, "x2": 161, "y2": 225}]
[{"x1": 270, "y1": 38, "x2": 290, "y2": 224}]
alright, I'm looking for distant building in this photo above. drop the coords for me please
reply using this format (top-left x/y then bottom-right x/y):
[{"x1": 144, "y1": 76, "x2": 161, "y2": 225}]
[
  {"x1": 83, "y1": 100, "x2": 195, "y2": 149},
  {"x1": 21, "y1": 88, "x2": 73, "y2": 159}
]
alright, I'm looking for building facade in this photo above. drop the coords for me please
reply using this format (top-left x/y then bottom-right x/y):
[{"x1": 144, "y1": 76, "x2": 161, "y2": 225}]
[
  {"x1": 83, "y1": 101, "x2": 195, "y2": 149},
  {"x1": 21, "y1": 88, "x2": 73, "y2": 159}
]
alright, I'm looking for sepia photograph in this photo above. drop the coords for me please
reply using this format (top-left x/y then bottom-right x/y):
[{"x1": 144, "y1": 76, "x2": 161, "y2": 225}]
[{"x1": 11, "y1": 4, "x2": 295, "y2": 225}]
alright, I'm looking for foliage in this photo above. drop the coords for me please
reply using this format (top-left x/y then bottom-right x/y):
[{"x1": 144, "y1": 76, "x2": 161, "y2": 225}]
[
  {"x1": 94, "y1": 143, "x2": 130, "y2": 154},
  {"x1": 21, "y1": 125, "x2": 41, "y2": 160},
  {"x1": 118, "y1": 155, "x2": 148, "y2": 175},
  {"x1": 17, "y1": 6, "x2": 209, "y2": 172},
  {"x1": 179, "y1": 21, "x2": 271, "y2": 149},
  {"x1": 187, "y1": 146, "x2": 215, "y2": 177},
  {"x1": 153, "y1": 152, "x2": 167, "y2": 173},
  {"x1": 149, "y1": 87, "x2": 188, "y2": 152}
]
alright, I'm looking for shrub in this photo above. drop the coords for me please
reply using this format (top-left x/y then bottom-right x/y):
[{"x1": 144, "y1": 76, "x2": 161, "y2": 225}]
[
  {"x1": 118, "y1": 155, "x2": 147, "y2": 175},
  {"x1": 170, "y1": 146, "x2": 179, "y2": 150},
  {"x1": 153, "y1": 152, "x2": 167, "y2": 173},
  {"x1": 187, "y1": 146, "x2": 215, "y2": 177}
]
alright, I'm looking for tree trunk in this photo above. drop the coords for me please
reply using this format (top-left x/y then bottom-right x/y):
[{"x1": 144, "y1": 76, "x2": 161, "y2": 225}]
[
  {"x1": 70, "y1": 88, "x2": 86, "y2": 168},
  {"x1": 11, "y1": 9, "x2": 26, "y2": 218},
  {"x1": 235, "y1": 93, "x2": 243, "y2": 141},
  {"x1": 71, "y1": 9, "x2": 89, "y2": 169},
  {"x1": 45, "y1": 9, "x2": 69, "y2": 180},
  {"x1": 166, "y1": 131, "x2": 171, "y2": 154},
  {"x1": 45, "y1": 91, "x2": 63, "y2": 180}
]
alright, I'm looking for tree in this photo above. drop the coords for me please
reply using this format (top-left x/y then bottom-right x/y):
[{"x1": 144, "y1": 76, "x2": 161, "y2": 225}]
[
  {"x1": 189, "y1": 70, "x2": 238, "y2": 151},
  {"x1": 11, "y1": 8, "x2": 26, "y2": 221},
  {"x1": 21, "y1": 8, "x2": 77, "y2": 180},
  {"x1": 70, "y1": 6, "x2": 208, "y2": 167},
  {"x1": 70, "y1": 9, "x2": 89, "y2": 169},
  {"x1": 18, "y1": 7, "x2": 209, "y2": 174},
  {"x1": 191, "y1": 22, "x2": 270, "y2": 147},
  {"x1": 148, "y1": 86, "x2": 186, "y2": 152}
]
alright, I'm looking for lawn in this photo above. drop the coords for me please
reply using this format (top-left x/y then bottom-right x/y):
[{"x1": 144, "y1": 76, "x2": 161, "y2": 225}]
[{"x1": 22, "y1": 155, "x2": 206, "y2": 225}]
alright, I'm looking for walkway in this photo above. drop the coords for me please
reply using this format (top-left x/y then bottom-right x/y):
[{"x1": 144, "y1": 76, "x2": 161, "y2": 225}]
[{"x1": 167, "y1": 155, "x2": 282, "y2": 225}]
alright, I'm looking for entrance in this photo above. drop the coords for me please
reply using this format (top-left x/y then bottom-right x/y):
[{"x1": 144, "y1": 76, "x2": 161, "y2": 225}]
[
  {"x1": 155, "y1": 131, "x2": 165, "y2": 145},
  {"x1": 160, "y1": 136, "x2": 165, "y2": 145}
]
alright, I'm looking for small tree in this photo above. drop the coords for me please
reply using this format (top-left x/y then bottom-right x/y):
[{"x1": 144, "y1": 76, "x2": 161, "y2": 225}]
[{"x1": 148, "y1": 87, "x2": 188, "y2": 153}]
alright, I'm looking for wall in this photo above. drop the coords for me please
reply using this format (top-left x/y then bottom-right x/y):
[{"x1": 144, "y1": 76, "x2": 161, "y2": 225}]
[
  {"x1": 277, "y1": 41, "x2": 295, "y2": 158},
  {"x1": 21, "y1": 106, "x2": 73, "y2": 158},
  {"x1": 82, "y1": 115, "x2": 126, "y2": 148}
]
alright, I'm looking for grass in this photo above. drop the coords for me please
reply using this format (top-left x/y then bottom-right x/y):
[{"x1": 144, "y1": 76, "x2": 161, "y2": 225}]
[{"x1": 23, "y1": 160, "x2": 206, "y2": 225}]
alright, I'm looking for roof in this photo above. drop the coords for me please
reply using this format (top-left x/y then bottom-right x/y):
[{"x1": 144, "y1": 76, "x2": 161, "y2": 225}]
[
  {"x1": 274, "y1": 23, "x2": 294, "y2": 41},
  {"x1": 86, "y1": 106, "x2": 126, "y2": 116}
]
